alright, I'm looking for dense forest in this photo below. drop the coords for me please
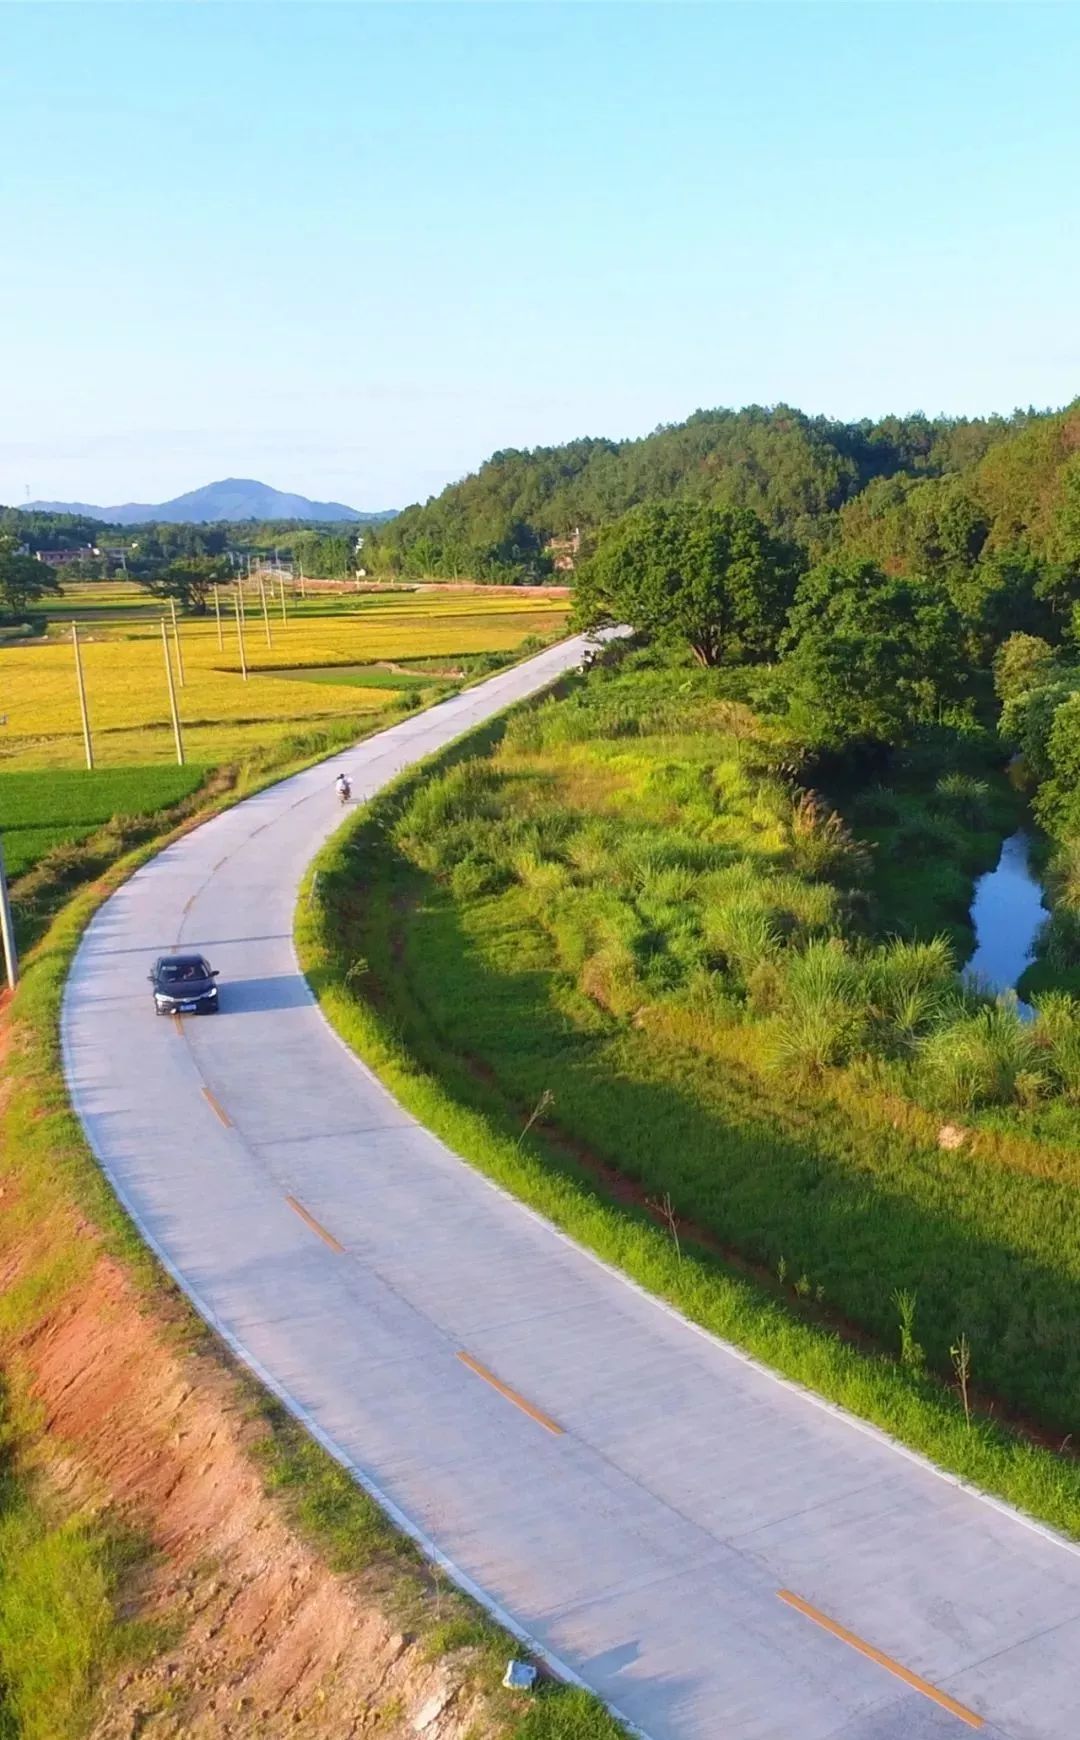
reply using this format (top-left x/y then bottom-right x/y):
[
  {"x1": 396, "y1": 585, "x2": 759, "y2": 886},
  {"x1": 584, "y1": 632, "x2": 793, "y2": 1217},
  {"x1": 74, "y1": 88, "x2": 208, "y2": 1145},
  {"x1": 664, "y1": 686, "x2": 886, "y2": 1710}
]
[
  {"x1": 357, "y1": 401, "x2": 1080, "y2": 589},
  {"x1": 0, "y1": 507, "x2": 364, "y2": 562}
]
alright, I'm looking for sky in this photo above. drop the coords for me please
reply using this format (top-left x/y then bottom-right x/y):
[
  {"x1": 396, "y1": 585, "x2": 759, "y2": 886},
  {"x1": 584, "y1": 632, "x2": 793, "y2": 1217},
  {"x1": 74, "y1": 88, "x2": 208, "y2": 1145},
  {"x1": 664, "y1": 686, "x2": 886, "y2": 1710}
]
[{"x1": 2, "y1": 1, "x2": 1079, "y2": 513}]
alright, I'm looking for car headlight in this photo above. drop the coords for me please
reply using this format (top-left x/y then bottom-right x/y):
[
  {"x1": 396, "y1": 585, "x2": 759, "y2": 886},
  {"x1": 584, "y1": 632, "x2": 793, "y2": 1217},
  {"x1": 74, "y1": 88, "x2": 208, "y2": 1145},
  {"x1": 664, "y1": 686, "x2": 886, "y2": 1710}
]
[{"x1": 206, "y1": 986, "x2": 217, "y2": 997}]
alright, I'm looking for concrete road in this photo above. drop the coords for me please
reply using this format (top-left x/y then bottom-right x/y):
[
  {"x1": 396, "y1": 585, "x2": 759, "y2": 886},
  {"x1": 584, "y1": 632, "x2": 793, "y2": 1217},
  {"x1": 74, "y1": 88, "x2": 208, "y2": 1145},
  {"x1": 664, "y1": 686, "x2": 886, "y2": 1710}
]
[{"x1": 64, "y1": 638, "x2": 1080, "y2": 1739}]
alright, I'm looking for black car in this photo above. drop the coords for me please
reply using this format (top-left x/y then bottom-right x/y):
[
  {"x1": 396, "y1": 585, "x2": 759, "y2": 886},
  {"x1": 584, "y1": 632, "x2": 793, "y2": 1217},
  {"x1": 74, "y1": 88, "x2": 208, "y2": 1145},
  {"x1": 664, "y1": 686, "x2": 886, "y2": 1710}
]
[{"x1": 149, "y1": 953, "x2": 220, "y2": 1016}]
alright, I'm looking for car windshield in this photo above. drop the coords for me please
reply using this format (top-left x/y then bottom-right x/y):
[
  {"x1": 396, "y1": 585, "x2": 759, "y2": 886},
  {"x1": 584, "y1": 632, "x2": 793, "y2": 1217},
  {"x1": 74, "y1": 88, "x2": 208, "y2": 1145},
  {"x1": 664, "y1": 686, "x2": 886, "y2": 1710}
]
[{"x1": 159, "y1": 959, "x2": 207, "y2": 983}]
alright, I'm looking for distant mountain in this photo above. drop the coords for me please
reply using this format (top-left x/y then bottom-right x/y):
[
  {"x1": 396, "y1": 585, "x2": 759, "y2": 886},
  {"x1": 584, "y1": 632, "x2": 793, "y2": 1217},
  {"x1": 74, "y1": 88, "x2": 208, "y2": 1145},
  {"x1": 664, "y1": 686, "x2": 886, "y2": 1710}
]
[{"x1": 25, "y1": 478, "x2": 394, "y2": 525}]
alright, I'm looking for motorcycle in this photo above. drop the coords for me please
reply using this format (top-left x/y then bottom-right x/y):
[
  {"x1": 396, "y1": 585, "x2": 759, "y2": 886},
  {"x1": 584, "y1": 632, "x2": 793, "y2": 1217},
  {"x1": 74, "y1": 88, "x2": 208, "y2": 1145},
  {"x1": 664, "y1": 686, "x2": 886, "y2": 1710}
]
[{"x1": 336, "y1": 776, "x2": 352, "y2": 805}]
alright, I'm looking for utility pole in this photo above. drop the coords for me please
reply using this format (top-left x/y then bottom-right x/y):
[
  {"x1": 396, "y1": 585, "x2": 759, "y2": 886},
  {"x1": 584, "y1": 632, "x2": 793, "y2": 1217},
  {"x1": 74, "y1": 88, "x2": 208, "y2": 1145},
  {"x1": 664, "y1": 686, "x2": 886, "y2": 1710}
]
[
  {"x1": 71, "y1": 621, "x2": 94, "y2": 769},
  {"x1": 234, "y1": 585, "x2": 248, "y2": 680},
  {"x1": 278, "y1": 571, "x2": 288, "y2": 624},
  {"x1": 169, "y1": 596, "x2": 186, "y2": 686},
  {"x1": 258, "y1": 573, "x2": 273, "y2": 648},
  {"x1": 213, "y1": 582, "x2": 223, "y2": 650},
  {"x1": 0, "y1": 835, "x2": 18, "y2": 993},
  {"x1": 161, "y1": 618, "x2": 185, "y2": 765},
  {"x1": 298, "y1": 558, "x2": 306, "y2": 599}
]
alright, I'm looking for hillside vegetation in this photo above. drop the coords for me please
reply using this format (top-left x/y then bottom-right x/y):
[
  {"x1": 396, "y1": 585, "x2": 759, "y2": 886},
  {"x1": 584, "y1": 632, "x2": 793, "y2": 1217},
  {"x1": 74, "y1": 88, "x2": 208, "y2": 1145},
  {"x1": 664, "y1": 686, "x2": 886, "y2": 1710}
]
[{"x1": 359, "y1": 401, "x2": 1078, "y2": 581}]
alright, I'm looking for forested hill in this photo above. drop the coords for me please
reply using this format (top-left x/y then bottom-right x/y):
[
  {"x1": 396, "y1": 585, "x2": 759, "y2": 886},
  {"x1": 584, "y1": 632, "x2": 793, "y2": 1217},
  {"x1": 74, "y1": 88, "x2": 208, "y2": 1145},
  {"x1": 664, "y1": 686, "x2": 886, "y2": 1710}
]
[{"x1": 360, "y1": 403, "x2": 1052, "y2": 581}]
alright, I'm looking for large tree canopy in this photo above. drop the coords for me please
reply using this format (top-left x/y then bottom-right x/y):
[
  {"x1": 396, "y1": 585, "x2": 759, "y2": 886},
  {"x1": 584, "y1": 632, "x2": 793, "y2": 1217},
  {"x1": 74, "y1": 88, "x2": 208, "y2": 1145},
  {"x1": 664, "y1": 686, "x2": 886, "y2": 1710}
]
[
  {"x1": 573, "y1": 500, "x2": 802, "y2": 667},
  {"x1": 143, "y1": 555, "x2": 232, "y2": 613},
  {"x1": 782, "y1": 558, "x2": 965, "y2": 750},
  {"x1": 0, "y1": 537, "x2": 61, "y2": 617}
]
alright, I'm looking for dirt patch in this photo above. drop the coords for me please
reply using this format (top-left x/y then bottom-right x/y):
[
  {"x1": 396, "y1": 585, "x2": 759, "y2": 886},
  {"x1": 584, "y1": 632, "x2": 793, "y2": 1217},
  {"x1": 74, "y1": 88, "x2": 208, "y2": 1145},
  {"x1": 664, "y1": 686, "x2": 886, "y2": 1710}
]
[{"x1": 7, "y1": 1247, "x2": 503, "y2": 1740}]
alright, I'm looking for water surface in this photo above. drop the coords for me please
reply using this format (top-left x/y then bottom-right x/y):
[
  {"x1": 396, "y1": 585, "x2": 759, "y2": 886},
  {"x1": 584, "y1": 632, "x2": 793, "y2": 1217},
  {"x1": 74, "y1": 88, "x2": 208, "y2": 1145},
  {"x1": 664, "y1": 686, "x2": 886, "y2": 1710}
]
[{"x1": 965, "y1": 830, "x2": 1046, "y2": 999}]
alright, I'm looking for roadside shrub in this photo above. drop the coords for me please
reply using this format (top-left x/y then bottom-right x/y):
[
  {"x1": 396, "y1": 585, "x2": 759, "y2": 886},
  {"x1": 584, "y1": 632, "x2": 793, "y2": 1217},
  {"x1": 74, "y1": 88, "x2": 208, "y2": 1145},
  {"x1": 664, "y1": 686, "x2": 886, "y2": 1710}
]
[
  {"x1": 889, "y1": 815, "x2": 959, "y2": 864},
  {"x1": 1032, "y1": 994, "x2": 1080, "y2": 1102},
  {"x1": 786, "y1": 791, "x2": 870, "y2": 883},
  {"x1": 919, "y1": 1004, "x2": 1038, "y2": 1109},
  {"x1": 564, "y1": 823, "x2": 615, "y2": 881},
  {"x1": 863, "y1": 936, "x2": 957, "y2": 1052},
  {"x1": 850, "y1": 784, "x2": 902, "y2": 825},
  {"x1": 635, "y1": 864, "x2": 698, "y2": 911},
  {"x1": 770, "y1": 1000, "x2": 866, "y2": 1079},
  {"x1": 931, "y1": 772, "x2": 990, "y2": 827},
  {"x1": 448, "y1": 854, "x2": 507, "y2": 900},
  {"x1": 502, "y1": 709, "x2": 545, "y2": 754},
  {"x1": 394, "y1": 761, "x2": 503, "y2": 867},
  {"x1": 768, "y1": 939, "x2": 870, "y2": 1076},
  {"x1": 579, "y1": 941, "x2": 640, "y2": 1017},
  {"x1": 703, "y1": 899, "x2": 781, "y2": 982},
  {"x1": 1035, "y1": 907, "x2": 1080, "y2": 971}
]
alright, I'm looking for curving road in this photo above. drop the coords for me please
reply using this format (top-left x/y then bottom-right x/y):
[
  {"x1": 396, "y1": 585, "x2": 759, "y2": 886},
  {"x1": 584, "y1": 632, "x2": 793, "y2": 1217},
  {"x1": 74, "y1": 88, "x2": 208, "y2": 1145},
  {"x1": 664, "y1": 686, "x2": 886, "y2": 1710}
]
[{"x1": 64, "y1": 638, "x2": 1080, "y2": 1740}]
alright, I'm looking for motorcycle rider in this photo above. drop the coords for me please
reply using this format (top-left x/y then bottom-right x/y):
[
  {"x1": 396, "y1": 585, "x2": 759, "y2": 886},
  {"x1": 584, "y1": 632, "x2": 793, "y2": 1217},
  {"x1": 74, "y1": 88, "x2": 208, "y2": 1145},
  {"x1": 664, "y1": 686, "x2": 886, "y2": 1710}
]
[{"x1": 336, "y1": 772, "x2": 352, "y2": 803}]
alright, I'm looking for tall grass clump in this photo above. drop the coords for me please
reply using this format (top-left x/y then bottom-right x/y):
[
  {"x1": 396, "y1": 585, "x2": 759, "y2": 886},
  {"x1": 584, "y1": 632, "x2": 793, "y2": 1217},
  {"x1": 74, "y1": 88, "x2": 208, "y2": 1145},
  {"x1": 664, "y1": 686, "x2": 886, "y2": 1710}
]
[
  {"x1": 931, "y1": 772, "x2": 991, "y2": 827},
  {"x1": 768, "y1": 938, "x2": 870, "y2": 1077},
  {"x1": 862, "y1": 936, "x2": 957, "y2": 1053},
  {"x1": 919, "y1": 1003, "x2": 1041, "y2": 1110}
]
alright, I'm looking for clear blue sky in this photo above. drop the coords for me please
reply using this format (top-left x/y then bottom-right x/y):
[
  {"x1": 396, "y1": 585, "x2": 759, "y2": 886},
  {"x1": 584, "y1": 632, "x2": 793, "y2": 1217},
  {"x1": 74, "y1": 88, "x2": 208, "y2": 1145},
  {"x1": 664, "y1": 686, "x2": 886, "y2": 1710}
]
[{"x1": 3, "y1": 2, "x2": 1079, "y2": 512}]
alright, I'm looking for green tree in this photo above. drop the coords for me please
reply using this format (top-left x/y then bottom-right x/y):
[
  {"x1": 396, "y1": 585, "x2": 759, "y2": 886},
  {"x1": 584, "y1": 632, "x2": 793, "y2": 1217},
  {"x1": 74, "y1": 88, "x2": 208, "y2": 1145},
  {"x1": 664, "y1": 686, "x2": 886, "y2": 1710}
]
[
  {"x1": 993, "y1": 632, "x2": 1057, "y2": 703},
  {"x1": 782, "y1": 559, "x2": 964, "y2": 750},
  {"x1": 0, "y1": 537, "x2": 61, "y2": 616},
  {"x1": 1000, "y1": 678, "x2": 1077, "y2": 781},
  {"x1": 291, "y1": 531, "x2": 354, "y2": 578},
  {"x1": 1034, "y1": 689, "x2": 1080, "y2": 834},
  {"x1": 573, "y1": 501, "x2": 802, "y2": 666},
  {"x1": 144, "y1": 555, "x2": 231, "y2": 614}
]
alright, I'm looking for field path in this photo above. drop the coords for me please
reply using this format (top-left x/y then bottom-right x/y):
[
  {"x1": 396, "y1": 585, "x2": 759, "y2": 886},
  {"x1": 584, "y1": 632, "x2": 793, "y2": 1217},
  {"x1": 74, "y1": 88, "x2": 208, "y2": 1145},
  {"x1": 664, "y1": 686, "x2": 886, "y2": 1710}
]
[{"x1": 63, "y1": 638, "x2": 1080, "y2": 1740}]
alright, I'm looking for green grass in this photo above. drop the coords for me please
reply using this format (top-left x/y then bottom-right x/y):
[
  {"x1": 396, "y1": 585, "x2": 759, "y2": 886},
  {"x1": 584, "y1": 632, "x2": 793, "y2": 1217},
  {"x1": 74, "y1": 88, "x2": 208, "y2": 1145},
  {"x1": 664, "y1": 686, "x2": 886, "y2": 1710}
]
[
  {"x1": 1, "y1": 765, "x2": 207, "y2": 880},
  {"x1": 265, "y1": 663, "x2": 432, "y2": 690},
  {"x1": 0, "y1": 1387, "x2": 137, "y2": 1740},
  {"x1": 296, "y1": 667, "x2": 1080, "y2": 1535}
]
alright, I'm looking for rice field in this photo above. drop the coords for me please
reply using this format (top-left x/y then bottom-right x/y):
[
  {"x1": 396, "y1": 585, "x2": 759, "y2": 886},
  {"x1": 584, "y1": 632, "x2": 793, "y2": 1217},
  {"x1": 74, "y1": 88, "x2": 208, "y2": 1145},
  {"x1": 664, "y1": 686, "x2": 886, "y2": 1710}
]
[
  {"x1": 0, "y1": 589, "x2": 568, "y2": 771},
  {"x1": 0, "y1": 766, "x2": 207, "y2": 879}
]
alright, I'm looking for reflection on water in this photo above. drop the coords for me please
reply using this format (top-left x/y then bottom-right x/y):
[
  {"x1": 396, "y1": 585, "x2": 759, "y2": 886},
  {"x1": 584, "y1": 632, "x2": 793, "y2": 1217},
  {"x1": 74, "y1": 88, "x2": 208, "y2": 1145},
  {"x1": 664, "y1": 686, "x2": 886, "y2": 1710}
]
[{"x1": 965, "y1": 831, "x2": 1046, "y2": 999}]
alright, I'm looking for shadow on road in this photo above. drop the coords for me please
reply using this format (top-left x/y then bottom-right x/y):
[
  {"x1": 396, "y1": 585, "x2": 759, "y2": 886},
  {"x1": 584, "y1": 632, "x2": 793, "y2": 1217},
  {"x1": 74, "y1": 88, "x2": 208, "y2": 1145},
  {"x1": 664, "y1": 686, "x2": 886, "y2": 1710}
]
[{"x1": 221, "y1": 974, "x2": 314, "y2": 1015}]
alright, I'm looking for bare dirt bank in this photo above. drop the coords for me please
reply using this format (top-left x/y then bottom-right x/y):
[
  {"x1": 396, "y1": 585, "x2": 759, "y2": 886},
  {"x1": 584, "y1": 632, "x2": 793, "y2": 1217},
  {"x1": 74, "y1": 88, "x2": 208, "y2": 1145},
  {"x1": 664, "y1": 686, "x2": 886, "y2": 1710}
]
[{"x1": 6, "y1": 1211, "x2": 508, "y2": 1740}]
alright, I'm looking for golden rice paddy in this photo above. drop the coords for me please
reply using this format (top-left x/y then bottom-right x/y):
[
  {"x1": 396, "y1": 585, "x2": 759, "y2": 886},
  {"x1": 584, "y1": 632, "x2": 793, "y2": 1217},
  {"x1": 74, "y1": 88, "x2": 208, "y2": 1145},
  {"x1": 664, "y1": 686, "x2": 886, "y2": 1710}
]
[{"x1": 0, "y1": 589, "x2": 568, "y2": 770}]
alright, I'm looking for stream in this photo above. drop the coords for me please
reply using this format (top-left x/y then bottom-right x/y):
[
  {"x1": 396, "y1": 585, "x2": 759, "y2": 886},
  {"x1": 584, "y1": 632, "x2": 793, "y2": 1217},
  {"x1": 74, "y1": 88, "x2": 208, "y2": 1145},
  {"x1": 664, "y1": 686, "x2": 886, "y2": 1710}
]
[{"x1": 964, "y1": 830, "x2": 1047, "y2": 1004}]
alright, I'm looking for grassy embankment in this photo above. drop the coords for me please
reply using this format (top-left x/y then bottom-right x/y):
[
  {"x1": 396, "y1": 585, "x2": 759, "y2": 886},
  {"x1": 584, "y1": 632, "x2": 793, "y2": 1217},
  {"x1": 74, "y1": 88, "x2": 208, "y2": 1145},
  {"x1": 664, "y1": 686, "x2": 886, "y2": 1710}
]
[
  {"x1": 298, "y1": 649, "x2": 1080, "y2": 1542},
  {"x1": 0, "y1": 627, "x2": 621, "y2": 1740}
]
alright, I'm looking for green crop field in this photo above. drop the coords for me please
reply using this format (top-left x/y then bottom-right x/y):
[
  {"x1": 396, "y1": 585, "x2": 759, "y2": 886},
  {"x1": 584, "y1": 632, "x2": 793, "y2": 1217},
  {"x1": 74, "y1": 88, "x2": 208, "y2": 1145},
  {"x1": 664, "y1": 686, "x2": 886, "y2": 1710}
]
[{"x1": 0, "y1": 765, "x2": 207, "y2": 879}]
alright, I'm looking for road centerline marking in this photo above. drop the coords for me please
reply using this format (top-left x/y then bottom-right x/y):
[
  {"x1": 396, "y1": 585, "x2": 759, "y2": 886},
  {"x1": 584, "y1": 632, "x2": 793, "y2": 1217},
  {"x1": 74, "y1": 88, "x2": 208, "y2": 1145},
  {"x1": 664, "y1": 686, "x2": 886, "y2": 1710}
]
[
  {"x1": 285, "y1": 1194, "x2": 345, "y2": 1254},
  {"x1": 777, "y1": 1590, "x2": 983, "y2": 1728},
  {"x1": 457, "y1": 1352, "x2": 564, "y2": 1436},
  {"x1": 201, "y1": 1086, "x2": 232, "y2": 1127}
]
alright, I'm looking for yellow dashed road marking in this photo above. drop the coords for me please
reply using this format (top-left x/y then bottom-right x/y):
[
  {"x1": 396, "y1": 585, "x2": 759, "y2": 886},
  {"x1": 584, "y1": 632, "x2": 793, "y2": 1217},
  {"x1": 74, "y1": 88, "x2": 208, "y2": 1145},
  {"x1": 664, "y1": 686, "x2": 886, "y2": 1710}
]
[
  {"x1": 777, "y1": 1590, "x2": 983, "y2": 1728},
  {"x1": 457, "y1": 1352, "x2": 564, "y2": 1437},
  {"x1": 285, "y1": 1194, "x2": 345, "y2": 1254}
]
